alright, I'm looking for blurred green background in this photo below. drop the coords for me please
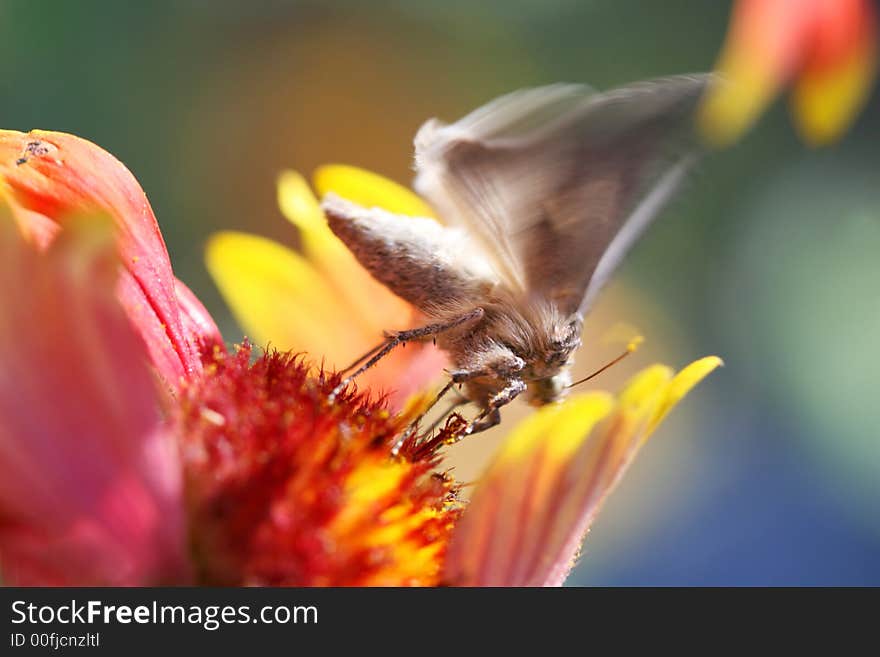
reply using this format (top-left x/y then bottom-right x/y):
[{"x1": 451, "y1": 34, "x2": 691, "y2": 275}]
[{"x1": 2, "y1": 0, "x2": 878, "y2": 584}]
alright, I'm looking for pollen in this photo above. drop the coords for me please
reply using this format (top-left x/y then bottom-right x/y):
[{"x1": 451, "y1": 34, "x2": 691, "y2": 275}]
[{"x1": 174, "y1": 342, "x2": 460, "y2": 586}]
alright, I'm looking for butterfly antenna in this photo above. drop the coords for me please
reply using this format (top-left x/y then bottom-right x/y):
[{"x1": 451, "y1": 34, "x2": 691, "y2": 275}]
[{"x1": 567, "y1": 336, "x2": 643, "y2": 388}]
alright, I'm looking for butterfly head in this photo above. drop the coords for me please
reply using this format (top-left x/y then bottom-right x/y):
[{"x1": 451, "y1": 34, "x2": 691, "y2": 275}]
[
  {"x1": 522, "y1": 314, "x2": 582, "y2": 406},
  {"x1": 525, "y1": 369, "x2": 572, "y2": 406}
]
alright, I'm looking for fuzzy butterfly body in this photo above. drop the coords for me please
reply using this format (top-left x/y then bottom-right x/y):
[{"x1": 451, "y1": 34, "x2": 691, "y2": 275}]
[{"x1": 323, "y1": 74, "x2": 711, "y2": 432}]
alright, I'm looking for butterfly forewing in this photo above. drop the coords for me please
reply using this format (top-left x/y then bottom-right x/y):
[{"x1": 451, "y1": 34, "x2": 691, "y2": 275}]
[{"x1": 414, "y1": 74, "x2": 712, "y2": 317}]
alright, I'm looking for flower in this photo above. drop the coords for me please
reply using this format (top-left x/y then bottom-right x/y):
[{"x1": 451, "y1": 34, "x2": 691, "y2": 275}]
[
  {"x1": 699, "y1": 0, "x2": 878, "y2": 145},
  {"x1": 0, "y1": 131, "x2": 721, "y2": 586},
  {"x1": 0, "y1": 130, "x2": 223, "y2": 391},
  {"x1": 205, "y1": 166, "x2": 447, "y2": 411}
]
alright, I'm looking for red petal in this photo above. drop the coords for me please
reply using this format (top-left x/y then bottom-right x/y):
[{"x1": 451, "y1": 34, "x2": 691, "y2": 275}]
[
  {"x1": 803, "y1": 0, "x2": 877, "y2": 72},
  {"x1": 729, "y1": 0, "x2": 814, "y2": 82}
]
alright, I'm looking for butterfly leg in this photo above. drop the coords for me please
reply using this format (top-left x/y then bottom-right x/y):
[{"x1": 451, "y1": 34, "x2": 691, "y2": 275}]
[
  {"x1": 338, "y1": 340, "x2": 388, "y2": 375},
  {"x1": 397, "y1": 362, "x2": 490, "y2": 443},
  {"x1": 468, "y1": 408, "x2": 501, "y2": 435},
  {"x1": 398, "y1": 354, "x2": 518, "y2": 445},
  {"x1": 423, "y1": 395, "x2": 468, "y2": 434},
  {"x1": 392, "y1": 382, "x2": 467, "y2": 456},
  {"x1": 328, "y1": 307, "x2": 485, "y2": 401},
  {"x1": 466, "y1": 378, "x2": 527, "y2": 436},
  {"x1": 425, "y1": 378, "x2": 458, "y2": 414}
]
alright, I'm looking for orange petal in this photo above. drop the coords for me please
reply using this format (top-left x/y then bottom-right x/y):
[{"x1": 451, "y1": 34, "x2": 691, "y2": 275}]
[{"x1": 702, "y1": 0, "x2": 878, "y2": 145}]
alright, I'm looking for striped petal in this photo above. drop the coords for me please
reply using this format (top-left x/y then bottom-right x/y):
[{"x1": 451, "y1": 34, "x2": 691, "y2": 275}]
[{"x1": 444, "y1": 357, "x2": 722, "y2": 587}]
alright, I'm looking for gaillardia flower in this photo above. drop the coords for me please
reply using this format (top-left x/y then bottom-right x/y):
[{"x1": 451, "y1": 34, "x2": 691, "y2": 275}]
[
  {"x1": 0, "y1": 131, "x2": 720, "y2": 586},
  {"x1": 700, "y1": 0, "x2": 878, "y2": 145}
]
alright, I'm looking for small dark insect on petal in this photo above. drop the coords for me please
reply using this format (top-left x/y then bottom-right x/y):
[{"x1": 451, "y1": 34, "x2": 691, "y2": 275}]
[{"x1": 16, "y1": 140, "x2": 52, "y2": 166}]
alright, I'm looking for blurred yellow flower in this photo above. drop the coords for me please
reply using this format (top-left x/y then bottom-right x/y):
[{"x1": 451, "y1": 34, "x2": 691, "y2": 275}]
[
  {"x1": 205, "y1": 165, "x2": 446, "y2": 410},
  {"x1": 700, "y1": 0, "x2": 878, "y2": 145}
]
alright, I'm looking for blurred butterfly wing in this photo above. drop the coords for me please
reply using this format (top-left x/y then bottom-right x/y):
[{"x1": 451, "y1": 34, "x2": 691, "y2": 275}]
[
  {"x1": 576, "y1": 152, "x2": 696, "y2": 314},
  {"x1": 414, "y1": 74, "x2": 711, "y2": 317},
  {"x1": 414, "y1": 83, "x2": 592, "y2": 291}
]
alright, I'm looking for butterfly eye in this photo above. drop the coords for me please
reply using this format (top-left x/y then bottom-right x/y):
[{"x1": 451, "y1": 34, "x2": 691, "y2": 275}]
[{"x1": 546, "y1": 346, "x2": 568, "y2": 366}]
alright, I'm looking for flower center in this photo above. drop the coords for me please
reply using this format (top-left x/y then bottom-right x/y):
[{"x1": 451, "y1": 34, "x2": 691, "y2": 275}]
[{"x1": 174, "y1": 343, "x2": 460, "y2": 586}]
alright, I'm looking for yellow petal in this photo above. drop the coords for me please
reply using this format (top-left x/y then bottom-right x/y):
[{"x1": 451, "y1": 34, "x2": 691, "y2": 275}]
[
  {"x1": 792, "y1": 45, "x2": 878, "y2": 146},
  {"x1": 277, "y1": 170, "x2": 326, "y2": 236},
  {"x1": 698, "y1": 56, "x2": 779, "y2": 147},
  {"x1": 276, "y1": 170, "x2": 338, "y2": 269},
  {"x1": 648, "y1": 356, "x2": 723, "y2": 435},
  {"x1": 618, "y1": 364, "x2": 674, "y2": 413},
  {"x1": 313, "y1": 164, "x2": 436, "y2": 219},
  {"x1": 277, "y1": 169, "x2": 413, "y2": 335},
  {"x1": 496, "y1": 392, "x2": 615, "y2": 467},
  {"x1": 205, "y1": 231, "x2": 367, "y2": 368},
  {"x1": 277, "y1": 169, "x2": 354, "y2": 267}
]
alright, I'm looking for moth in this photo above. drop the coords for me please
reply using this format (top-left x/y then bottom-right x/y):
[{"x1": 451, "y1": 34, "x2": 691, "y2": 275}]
[{"x1": 324, "y1": 74, "x2": 711, "y2": 433}]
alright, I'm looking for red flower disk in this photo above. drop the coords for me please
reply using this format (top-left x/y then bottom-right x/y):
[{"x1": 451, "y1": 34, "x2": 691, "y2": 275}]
[{"x1": 177, "y1": 344, "x2": 460, "y2": 586}]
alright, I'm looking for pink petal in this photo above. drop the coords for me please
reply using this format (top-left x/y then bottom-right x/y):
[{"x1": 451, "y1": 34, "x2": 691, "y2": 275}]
[
  {"x1": 175, "y1": 277, "x2": 225, "y2": 354},
  {"x1": 0, "y1": 212, "x2": 190, "y2": 585}
]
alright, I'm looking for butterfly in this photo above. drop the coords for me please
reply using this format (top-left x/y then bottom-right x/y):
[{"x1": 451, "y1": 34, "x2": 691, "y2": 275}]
[{"x1": 323, "y1": 74, "x2": 712, "y2": 433}]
